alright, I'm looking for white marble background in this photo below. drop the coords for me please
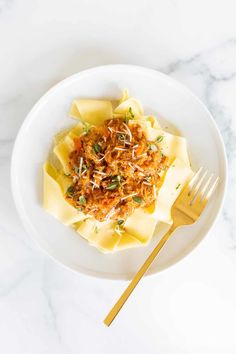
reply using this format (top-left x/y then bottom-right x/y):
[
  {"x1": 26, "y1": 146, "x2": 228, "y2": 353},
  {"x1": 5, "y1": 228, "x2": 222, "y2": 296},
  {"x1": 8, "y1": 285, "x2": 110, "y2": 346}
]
[{"x1": 0, "y1": 0, "x2": 236, "y2": 353}]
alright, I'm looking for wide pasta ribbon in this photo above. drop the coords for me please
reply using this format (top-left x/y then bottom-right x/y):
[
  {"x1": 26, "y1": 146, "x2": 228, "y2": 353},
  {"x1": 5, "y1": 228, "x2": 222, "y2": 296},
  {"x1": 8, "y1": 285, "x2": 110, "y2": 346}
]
[{"x1": 43, "y1": 90, "x2": 193, "y2": 253}]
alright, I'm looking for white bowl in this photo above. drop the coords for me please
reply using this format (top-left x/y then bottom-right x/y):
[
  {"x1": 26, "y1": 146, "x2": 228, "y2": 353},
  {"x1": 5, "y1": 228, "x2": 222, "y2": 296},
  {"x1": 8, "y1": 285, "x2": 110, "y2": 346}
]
[{"x1": 11, "y1": 65, "x2": 227, "y2": 280}]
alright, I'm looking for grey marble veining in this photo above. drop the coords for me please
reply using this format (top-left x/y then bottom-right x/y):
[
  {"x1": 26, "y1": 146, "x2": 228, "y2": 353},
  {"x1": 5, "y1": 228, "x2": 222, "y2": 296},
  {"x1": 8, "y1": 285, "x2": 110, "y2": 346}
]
[{"x1": 160, "y1": 41, "x2": 236, "y2": 248}]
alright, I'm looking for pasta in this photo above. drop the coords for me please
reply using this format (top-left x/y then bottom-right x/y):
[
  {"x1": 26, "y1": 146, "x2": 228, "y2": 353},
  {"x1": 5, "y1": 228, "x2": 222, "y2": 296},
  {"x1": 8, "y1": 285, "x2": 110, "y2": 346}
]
[{"x1": 43, "y1": 90, "x2": 193, "y2": 253}]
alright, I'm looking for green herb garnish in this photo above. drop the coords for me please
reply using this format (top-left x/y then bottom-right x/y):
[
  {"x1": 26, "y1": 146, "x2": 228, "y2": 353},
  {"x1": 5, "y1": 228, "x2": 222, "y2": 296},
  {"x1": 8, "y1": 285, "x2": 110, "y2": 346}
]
[
  {"x1": 112, "y1": 175, "x2": 121, "y2": 183},
  {"x1": 156, "y1": 135, "x2": 164, "y2": 143},
  {"x1": 79, "y1": 195, "x2": 86, "y2": 205},
  {"x1": 128, "y1": 107, "x2": 134, "y2": 118},
  {"x1": 132, "y1": 196, "x2": 143, "y2": 204},
  {"x1": 93, "y1": 143, "x2": 102, "y2": 154},
  {"x1": 82, "y1": 122, "x2": 91, "y2": 135},
  {"x1": 114, "y1": 220, "x2": 125, "y2": 234},
  {"x1": 124, "y1": 107, "x2": 135, "y2": 123},
  {"x1": 117, "y1": 133, "x2": 127, "y2": 141},
  {"x1": 176, "y1": 183, "x2": 181, "y2": 190},
  {"x1": 124, "y1": 115, "x2": 129, "y2": 124},
  {"x1": 75, "y1": 163, "x2": 87, "y2": 175},
  {"x1": 149, "y1": 143, "x2": 158, "y2": 152},
  {"x1": 66, "y1": 186, "x2": 74, "y2": 195},
  {"x1": 106, "y1": 182, "x2": 118, "y2": 190}
]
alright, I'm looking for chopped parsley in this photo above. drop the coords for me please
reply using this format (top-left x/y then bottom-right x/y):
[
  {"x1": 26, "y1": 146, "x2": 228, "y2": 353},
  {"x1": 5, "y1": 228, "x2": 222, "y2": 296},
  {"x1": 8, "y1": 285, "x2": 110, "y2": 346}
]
[
  {"x1": 156, "y1": 135, "x2": 164, "y2": 143},
  {"x1": 124, "y1": 115, "x2": 129, "y2": 124},
  {"x1": 93, "y1": 143, "x2": 102, "y2": 154},
  {"x1": 117, "y1": 133, "x2": 127, "y2": 142},
  {"x1": 133, "y1": 196, "x2": 143, "y2": 204},
  {"x1": 176, "y1": 183, "x2": 181, "y2": 190},
  {"x1": 114, "y1": 219, "x2": 125, "y2": 235},
  {"x1": 128, "y1": 107, "x2": 135, "y2": 118},
  {"x1": 82, "y1": 163, "x2": 87, "y2": 171},
  {"x1": 66, "y1": 186, "x2": 74, "y2": 195},
  {"x1": 124, "y1": 107, "x2": 135, "y2": 123},
  {"x1": 74, "y1": 162, "x2": 87, "y2": 175},
  {"x1": 112, "y1": 175, "x2": 121, "y2": 183},
  {"x1": 82, "y1": 122, "x2": 91, "y2": 135},
  {"x1": 106, "y1": 182, "x2": 118, "y2": 190},
  {"x1": 79, "y1": 195, "x2": 86, "y2": 204}
]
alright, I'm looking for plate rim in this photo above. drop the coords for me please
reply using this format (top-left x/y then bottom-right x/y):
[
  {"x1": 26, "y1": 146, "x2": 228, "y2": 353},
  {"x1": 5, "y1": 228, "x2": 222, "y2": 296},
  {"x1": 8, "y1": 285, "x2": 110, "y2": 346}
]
[{"x1": 11, "y1": 64, "x2": 228, "y2": 280}]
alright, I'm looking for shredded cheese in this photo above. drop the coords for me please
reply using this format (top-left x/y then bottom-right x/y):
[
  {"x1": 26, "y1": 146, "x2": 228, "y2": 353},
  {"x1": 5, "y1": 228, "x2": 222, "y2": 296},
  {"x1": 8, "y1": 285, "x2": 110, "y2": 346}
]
[
  {"x1": 133, "y1": 164, "x2": 144, "y2": 172},
  {"x1": 143, "y1": 181, "x2": 152, "y2": 186},
  {"x1": 123, "y1": 122, "x2": 132, "y2": 142},
  {"x1": 121, "y1": 192, "x2": 138, "y2": 201},
  {"x1": 90, "y1": 180, "x2": 99, "y2": 188},
  {"x1": 78, "y1": 157, "x2": 83, "y2": 177},
  {"x1": 114, "y1": 147, "x2": 129, "y2": 151},
  {"x1": 94, "y1": 170, "x2": 106, "y2": 176},
  {"x1": 67, "y1": 117, "x2": 168, "y2": 222}
]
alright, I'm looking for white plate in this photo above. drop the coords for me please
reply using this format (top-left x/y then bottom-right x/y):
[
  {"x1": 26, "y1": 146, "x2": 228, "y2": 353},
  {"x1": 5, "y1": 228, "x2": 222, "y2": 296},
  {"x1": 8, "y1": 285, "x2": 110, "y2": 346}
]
[{"x1": 11, "y1": 65, "x2": 227, "y2": 280}]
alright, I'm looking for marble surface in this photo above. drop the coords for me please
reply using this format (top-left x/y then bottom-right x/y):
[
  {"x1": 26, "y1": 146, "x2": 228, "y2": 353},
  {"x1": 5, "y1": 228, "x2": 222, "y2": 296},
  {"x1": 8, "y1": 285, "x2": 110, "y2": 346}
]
[{"x1": 0, "y1": 0, "x2": 236, "y2": 353}]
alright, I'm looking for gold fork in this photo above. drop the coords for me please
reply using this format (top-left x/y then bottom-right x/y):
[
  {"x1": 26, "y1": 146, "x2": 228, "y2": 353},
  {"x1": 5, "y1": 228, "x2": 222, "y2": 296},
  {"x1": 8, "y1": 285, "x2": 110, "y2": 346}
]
[{"x1": 104, "y1": 168, "x2": 219, "y2": 326}]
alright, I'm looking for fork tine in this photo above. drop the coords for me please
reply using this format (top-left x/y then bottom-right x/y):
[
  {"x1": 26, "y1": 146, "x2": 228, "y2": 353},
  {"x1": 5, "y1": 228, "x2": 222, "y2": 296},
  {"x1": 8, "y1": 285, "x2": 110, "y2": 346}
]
[
  {"x1": 191, "y1": 170, "x2": 208, "y2": 198},
  {"x1": 205, "y1": 177, "x2": 219, "y2": 201},
  {"x1": 188, "y1": 167, "x2": 203, "y2": 194},
  {"x1": 190, "y1": 170, "x2": 208, "y2": 205},
  {"x1": 199, "y1": 174, "x2": 213, "y2": 200}
]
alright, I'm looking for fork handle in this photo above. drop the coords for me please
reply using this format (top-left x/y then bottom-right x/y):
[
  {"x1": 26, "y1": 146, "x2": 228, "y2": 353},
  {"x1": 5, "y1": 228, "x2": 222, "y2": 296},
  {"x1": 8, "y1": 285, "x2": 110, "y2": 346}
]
[{"x1": 104, "y1": 225, "x2": 176, "y2": 326}]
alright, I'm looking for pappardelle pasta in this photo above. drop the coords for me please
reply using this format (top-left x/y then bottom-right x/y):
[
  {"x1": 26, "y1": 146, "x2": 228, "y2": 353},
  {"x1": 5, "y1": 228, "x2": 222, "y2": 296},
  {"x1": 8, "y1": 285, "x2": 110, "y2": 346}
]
[{"x1": 43, "y1": 90, "x2": 193, "y2": 253}]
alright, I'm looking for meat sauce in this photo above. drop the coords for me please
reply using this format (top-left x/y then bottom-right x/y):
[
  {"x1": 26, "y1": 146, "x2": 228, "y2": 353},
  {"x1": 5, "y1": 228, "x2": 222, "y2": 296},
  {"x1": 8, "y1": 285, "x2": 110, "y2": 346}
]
[{"x1": 66, "y1": 117, "x2": 168, "y2": 222}]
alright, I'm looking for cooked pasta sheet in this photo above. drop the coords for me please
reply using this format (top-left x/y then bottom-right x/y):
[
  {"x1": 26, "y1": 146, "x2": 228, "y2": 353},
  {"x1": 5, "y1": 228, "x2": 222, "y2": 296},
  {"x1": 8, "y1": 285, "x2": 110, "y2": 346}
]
[{"x1": 43, "y1": 90, "x2": 193, "y2": 253}]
